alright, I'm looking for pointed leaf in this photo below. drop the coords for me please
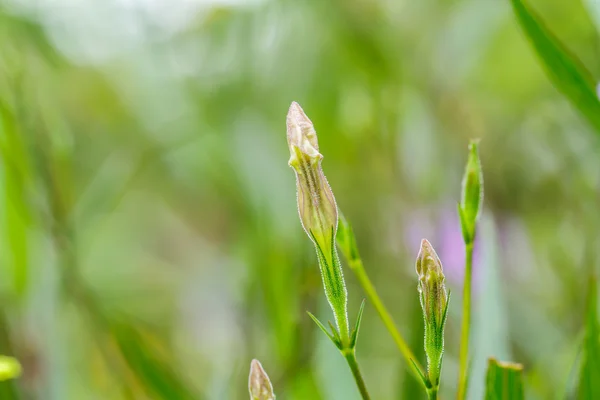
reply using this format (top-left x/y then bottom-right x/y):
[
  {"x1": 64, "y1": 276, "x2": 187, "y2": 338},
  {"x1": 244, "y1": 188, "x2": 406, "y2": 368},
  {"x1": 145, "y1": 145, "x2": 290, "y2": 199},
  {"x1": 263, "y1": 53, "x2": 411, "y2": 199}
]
[
  {"x1": 350, "y1": 300, "x2": 366, "y2": 349},
  {"x1": 457, "y1": 203, "x2": 471, "y2": 245},
  {"x1": 510, "y1": 0, "x2": 600, "y2": 134},
  {"x1": 307, "y1": 312, "x2": 341, "y2": 350},
  {"x1": 410, "y1": 358, "x2": 431, "y2": 389},
  {"x1": 579, "y1": 276, "x2": 600, "y2": 398}
]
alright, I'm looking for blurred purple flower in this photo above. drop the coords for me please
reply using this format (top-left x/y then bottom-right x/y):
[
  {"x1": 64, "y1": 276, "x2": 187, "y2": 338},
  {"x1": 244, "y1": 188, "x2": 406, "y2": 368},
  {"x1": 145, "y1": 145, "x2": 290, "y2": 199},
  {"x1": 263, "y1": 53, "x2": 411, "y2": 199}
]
[{"x1": 405, "y1": 205, "x2": 482, "y2": 290}]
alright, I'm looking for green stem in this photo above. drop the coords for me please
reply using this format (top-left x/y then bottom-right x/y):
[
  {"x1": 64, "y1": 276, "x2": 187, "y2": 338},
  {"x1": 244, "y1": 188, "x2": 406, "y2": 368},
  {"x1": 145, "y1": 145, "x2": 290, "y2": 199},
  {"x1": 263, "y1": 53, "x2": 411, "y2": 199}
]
[
  {"x1": 457, "y1": 241, "x2": 474, "y2": 400},
  {"x1": 427, "y1": 387, "x2": 438, "y2": 400},
  {"x1": 344, "y1": 349, "x2": 371, "y2": 400},
  {"x1": 349, "y1": 258, "x2": 426, "y2": 387}
]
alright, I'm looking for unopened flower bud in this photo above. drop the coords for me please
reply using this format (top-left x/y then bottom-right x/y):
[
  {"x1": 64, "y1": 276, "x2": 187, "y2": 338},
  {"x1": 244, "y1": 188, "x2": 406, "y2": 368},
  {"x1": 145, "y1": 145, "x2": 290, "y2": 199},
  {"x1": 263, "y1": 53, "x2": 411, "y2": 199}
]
[
  {"x1": 248, "y1": 359, "x2": 275, "y2": 400},
  {"x1": 459, "y1": 140, "x2": 483, "y2": 244},
  {"x1": 287, "y1": 101, "x2": 338, "y2": 254},
  {"x1": 286, "y1": 102, "x2": 349, "y2": 339},
  {"x1": 416, "y1": 239, "x2": 449, "y2": 388}
]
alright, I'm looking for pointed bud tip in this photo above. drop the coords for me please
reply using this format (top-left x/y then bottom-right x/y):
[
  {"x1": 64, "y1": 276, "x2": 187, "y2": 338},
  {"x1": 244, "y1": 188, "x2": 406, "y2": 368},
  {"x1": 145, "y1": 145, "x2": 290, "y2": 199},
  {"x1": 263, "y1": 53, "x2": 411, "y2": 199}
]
[
  {"x1": 416, "y1": 238, "x2": 443, "y2": 277},
  {"x1": 287, "y1": 101, "x2": 312, "y2": 127},
  {"x1": 286, "y1": 101, "x2": 319, "y2": 160},
  {"x1": 420, "y1": 238, "x2": 432, "y2": 251},
  {"x1": 249, "y1": 359, "x2": 274, "y2": 399}
]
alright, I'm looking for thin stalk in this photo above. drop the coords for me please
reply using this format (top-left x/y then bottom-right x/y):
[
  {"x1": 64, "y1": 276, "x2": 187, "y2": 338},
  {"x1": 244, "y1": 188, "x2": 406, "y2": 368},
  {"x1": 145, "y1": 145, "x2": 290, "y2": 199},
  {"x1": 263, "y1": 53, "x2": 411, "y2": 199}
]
[
  {"x1": 348, "y1": 258, "x2": 426, "y2": 386},
  {"x1": 427, "y1": 387, "x2": 438, "y2": 400},
  {"x1": 457, "y1": 242, "x2": 474, "y2": 399},
  {"x1": 343, "y1": 349, "x2": 371, "y2": 400}
]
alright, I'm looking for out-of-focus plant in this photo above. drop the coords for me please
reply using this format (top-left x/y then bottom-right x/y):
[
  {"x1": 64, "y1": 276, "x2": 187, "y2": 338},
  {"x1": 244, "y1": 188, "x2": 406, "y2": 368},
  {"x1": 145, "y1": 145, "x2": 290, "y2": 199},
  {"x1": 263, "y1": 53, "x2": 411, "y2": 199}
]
[
  {"x1": 484, "y1": 358, "x2": 524, "y2": 400},
  {"x1": 509, "y1": 0, "x2": 600, "y2": 135},
  {"x1": 0, "y1": 356, "x2": 21, "y2": 382}
]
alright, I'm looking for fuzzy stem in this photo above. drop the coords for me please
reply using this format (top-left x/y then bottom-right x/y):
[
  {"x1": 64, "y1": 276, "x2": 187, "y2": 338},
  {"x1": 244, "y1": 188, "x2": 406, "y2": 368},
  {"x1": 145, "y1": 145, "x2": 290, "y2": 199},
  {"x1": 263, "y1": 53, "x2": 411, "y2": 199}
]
[
  {"x1": 348, "y1": 258, "x2": 427, "y2": 387},
  {"x1": 457, "y1": 241, "x2": 474, "y2": 399},
  {"x1": 344, "y1": 349, "x2": 371, "y2": 400}
]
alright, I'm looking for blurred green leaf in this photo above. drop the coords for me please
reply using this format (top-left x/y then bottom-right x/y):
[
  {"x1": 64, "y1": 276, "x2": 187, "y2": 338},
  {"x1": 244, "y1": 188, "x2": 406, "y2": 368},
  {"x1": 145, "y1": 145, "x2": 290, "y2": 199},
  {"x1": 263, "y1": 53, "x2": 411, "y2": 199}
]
[
  {"x1": 510, "y1": 0, "x2": 600, "y2": 133},
  {"x1": 0, "y1": 312, "x2": 20, "y2": 400},
  {"x1": 0, "y1": 356, "x2": 21, "y2": 381},
  {"x1": 579, "y1": 277, "x2": 600, "y2": 399},
  {"x1": 111, "y1": 322, "x2": 202, "y2": 400},
  {"x1": 0, "y1": 102, "x2": 31, "y2": 295},
  {"x1": 484, "y1": 358, "x2": 524, "y2": 400}
]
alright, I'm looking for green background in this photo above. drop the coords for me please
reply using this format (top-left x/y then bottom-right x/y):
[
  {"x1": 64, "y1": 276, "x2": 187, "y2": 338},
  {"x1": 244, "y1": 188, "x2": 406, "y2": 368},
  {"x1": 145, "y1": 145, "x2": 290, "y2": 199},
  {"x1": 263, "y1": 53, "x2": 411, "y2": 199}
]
[{"x1": 0, "y1": 0, "x2": 599, "y2": 398}]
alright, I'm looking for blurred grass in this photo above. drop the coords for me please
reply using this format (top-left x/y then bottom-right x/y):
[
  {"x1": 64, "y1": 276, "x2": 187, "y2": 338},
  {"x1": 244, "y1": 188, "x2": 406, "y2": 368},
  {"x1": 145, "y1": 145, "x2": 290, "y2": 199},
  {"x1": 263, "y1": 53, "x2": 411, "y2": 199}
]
[{"x1": 0, "y1": 0, "x2": 599, "y2": 399}]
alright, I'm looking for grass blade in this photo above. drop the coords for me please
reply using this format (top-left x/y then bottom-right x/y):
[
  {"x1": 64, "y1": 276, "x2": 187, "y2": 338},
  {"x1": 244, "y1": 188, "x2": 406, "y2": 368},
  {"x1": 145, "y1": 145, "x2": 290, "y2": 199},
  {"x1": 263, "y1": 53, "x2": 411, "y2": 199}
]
[
  {"x1": 110, "y1": 322, "x2": 202, "y2": 400},
  {"x1": 510, "y1": 0, "x2": 600, "y2": 133},
  {"x1": 579, "y1": 277, "x2": 600, "y2": 399},
  {"x1": 484, "y1": 358, "x2": 524, "y2": 400}
]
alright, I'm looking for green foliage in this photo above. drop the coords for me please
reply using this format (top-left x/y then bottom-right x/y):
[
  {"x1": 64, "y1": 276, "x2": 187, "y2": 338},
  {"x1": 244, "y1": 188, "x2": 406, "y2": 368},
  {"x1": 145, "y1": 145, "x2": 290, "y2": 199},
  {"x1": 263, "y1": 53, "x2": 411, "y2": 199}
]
[
  {"x1": 509, "y1": 0, "x2": 600, "y2": 134},
  {"x1": 0, "y1": 102, "x2": 31, "y2": 296},
  {"x1": 111, "y1": 322, "x2": 201, "y2": 400},
  {"x1": 579, "y1": 277, "x2": 600, "y2": 399},
  {"x1": 484, "y1": 358, "x2": 524, "y2": 400}
]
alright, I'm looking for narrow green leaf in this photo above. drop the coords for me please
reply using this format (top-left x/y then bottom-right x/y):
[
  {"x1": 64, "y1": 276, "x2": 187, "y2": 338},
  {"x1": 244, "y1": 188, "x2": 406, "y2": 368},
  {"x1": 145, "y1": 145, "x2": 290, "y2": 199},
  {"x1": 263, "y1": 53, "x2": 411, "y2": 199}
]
[
  {"x1": 307, "y1": 312, "x2": 341, "y2": 350},
  {"x1": 0, "y1": 102, "x2": 31, "y2": 295},
  {"x1": 410, "y1": 358, "x2": 430, "y2": 389},
  {"x1": 327, "y1": 321, "x2": 342, "y2": 345},
  {"x1": 457, "y1": 204, "x2": 471, "y2": 245},
  {"x1": 350, "y1": 299, "x2": 366, "y2": 349},
  {"x1": 110, "y1": 322, "x2": 201, "y2": 400},
  {"x1": 510, "y1": 0, "x2": 600, "y2": 133},
  {"x1": 336, "y1": 212, "x2": 360, "y2": 265},
  {"x1": 484, "y1": 358, "x2": 524, "y2": 400},
  {"x1": 579, "y1": 277, "x2": 600, "y2": 399}
]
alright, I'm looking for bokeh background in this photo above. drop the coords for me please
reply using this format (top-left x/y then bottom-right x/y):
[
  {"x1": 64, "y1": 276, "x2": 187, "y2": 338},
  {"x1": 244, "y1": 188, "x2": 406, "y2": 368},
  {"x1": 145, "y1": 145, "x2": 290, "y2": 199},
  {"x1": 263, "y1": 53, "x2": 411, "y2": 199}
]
[{"x1": 0, "y1": 0, "x2": 599, "y2": 399}]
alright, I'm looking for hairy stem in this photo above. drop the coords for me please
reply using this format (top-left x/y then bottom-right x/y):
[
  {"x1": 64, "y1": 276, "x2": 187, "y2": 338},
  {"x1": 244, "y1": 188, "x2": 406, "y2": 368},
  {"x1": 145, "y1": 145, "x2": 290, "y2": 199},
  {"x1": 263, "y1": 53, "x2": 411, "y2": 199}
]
[{"x1": 457, "y1": 242, "x2": 474, "y2": 399}]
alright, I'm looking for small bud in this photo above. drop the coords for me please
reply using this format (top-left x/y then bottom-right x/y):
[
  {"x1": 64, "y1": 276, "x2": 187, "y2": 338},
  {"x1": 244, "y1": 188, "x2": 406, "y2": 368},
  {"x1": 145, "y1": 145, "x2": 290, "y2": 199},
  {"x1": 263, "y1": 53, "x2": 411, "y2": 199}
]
[
  {"x1": 459, "y1": 140, "x2": 483, "y2": 244},
  {"x1": 287, "y1": 101, "x2": 338, "y2": 254},
  {"x1": 0, "y1": 356, "x2": 21, "y2": 381},
  {"x1": 286, "y1": 102, "x2": 348, "y2": 339},
  {"x1": 416, "y1": 239, "x2": 449, "y2": 388},
  {"x1": 248, "y1": 359, "x2": 275, "y2": 400}
]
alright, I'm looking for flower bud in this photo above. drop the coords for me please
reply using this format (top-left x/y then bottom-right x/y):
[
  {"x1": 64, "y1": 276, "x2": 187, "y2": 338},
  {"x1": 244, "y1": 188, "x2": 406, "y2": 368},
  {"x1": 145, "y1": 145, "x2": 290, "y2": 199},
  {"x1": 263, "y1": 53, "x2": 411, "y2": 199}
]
[
  {"x1": 459, "y1": 140, "x2": 483, "y2": 244},
  {"x1": 416, "y1": 239, "x2": 449, "y2": 388},
  {"x1": 248, "y1": 359, "x2": 275, "y2": 400},
  {"x1": 287, "y1": 102, "x2": 348, "y2": 339},
  {"x1": 287, "y1": 101, "x2": 338, "y2": 255}
]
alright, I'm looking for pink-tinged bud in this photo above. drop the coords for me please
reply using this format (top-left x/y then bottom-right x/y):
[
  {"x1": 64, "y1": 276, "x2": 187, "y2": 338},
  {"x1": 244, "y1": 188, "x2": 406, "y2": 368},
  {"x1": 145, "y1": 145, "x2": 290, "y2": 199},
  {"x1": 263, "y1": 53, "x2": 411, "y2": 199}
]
[
  {"x1": 248, "y1": 359, "x2": 275, "y2": 400},
  {"x1": 416, "y1": 239, "x2": 447, "y2": 327},
  {"x1": 416, "y1": 239, "x2": 449, "y2": 387},
  {"x1": 287, "y1": 101, "x2": 338, "y2": 256}
]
